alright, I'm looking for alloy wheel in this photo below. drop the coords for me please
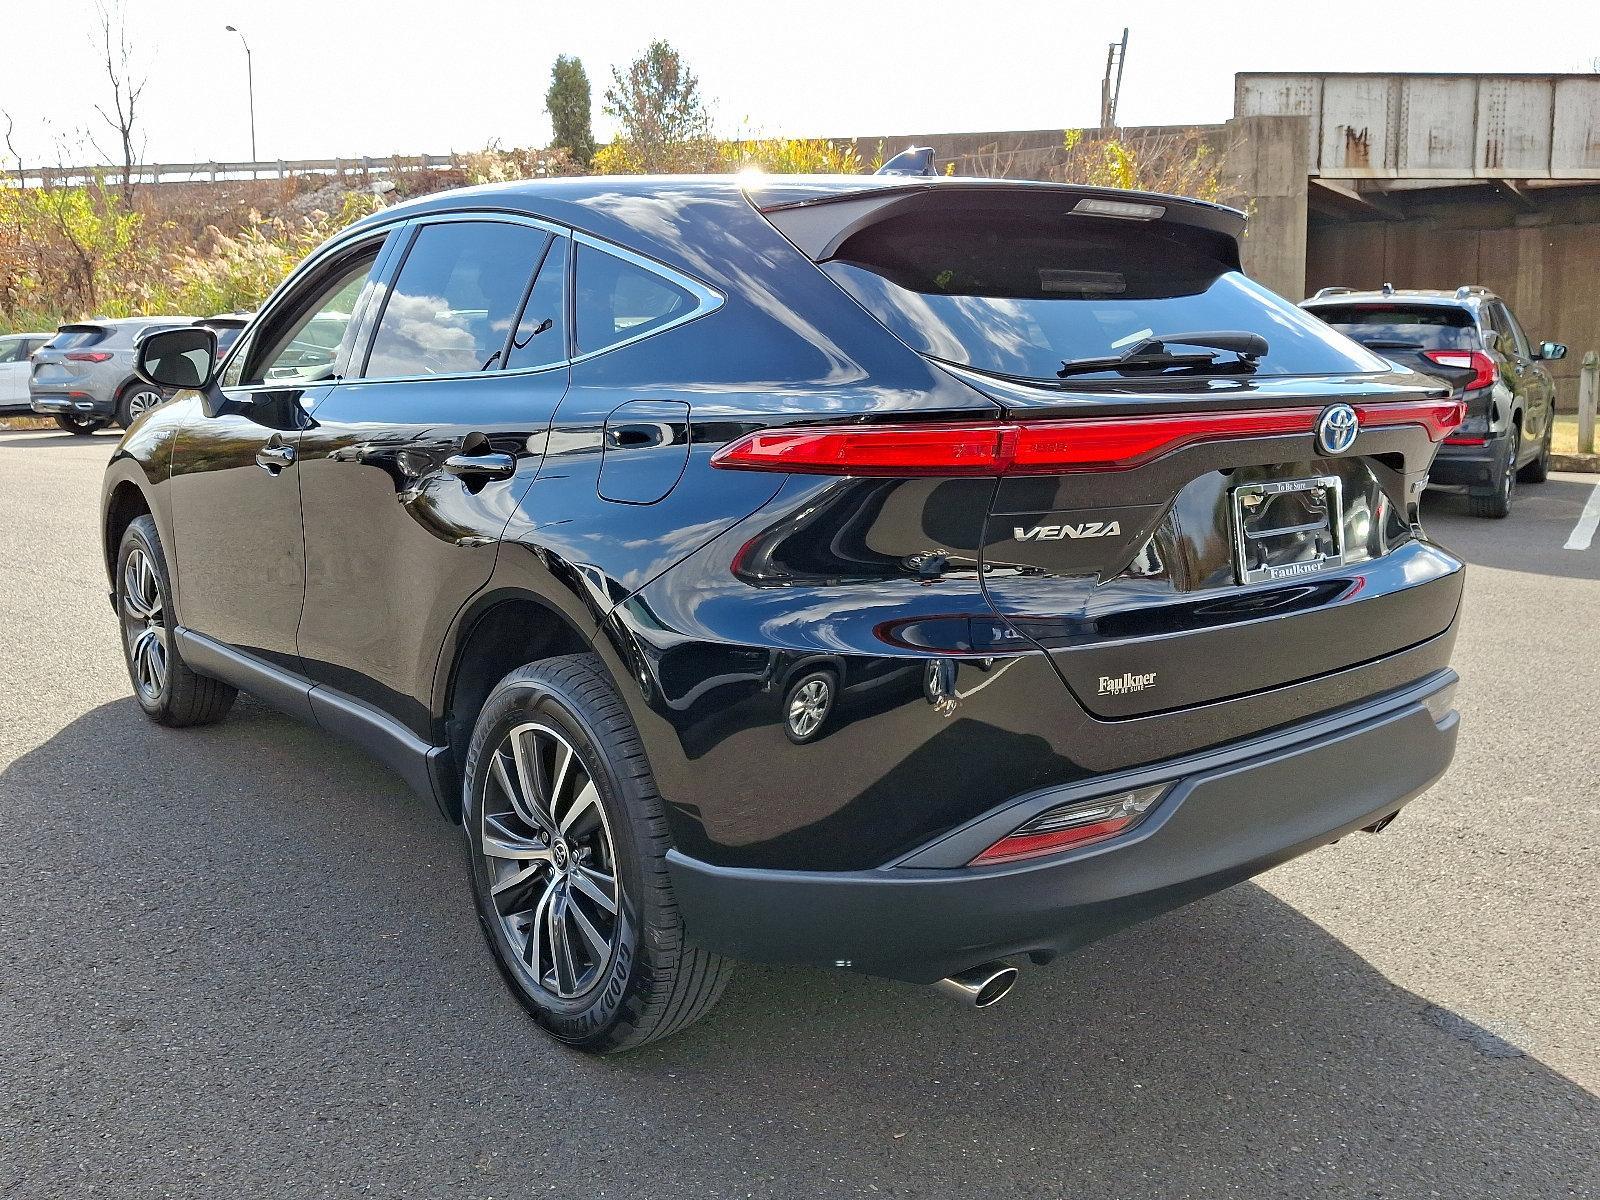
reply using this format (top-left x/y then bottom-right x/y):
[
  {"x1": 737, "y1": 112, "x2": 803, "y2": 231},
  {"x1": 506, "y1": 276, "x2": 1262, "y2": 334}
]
[
  {"x1": 478, "y1": 721, "x2": 622, "y2": 1000},
  {"x1": 786, "y1": 676, "x2": 831, "y2": 741},
  {"x1": 126, "y1": 389, "x2": 163, "y2": 420},
  {"x1": 121, "y1": 545, "x2": 168, "y2": 703}
]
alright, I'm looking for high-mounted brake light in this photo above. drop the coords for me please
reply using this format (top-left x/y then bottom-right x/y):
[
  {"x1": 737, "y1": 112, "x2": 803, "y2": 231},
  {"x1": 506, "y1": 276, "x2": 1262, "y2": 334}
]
[
  {"x1": 65, "y1": 351, "x2": 112, "y2": 363},
  {"x1": 710, "y1": 399, "x2": 1465, "y2": 476},
  {"x1": 1072, "y1": 197, "x2": 1166, "y2": 221},
  {"x1": 1423, "y1": 349, "x2": 1497, "y2": 392},
  {"x1": 970, "y1": 785, "x2": 1167, "y2": 866}
]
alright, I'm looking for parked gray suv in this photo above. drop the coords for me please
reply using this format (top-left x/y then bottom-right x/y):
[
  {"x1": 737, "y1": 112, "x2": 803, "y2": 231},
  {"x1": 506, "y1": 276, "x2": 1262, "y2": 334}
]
[{"x1": 30, "y1": 316, "x2": 203, "y2": 434}]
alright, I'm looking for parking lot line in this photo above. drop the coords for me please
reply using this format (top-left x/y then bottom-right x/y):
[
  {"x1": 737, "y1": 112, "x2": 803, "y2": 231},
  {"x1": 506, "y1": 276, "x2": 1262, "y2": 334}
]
[{"x1": 1564, "y1": 479, "x2": 1600, "y2": 551}]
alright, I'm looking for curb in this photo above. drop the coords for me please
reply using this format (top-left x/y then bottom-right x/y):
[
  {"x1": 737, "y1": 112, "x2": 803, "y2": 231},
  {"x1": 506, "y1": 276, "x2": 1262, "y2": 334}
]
[{"x1": 1551, "y1": 452, "x2": 1599, "y2": 474}]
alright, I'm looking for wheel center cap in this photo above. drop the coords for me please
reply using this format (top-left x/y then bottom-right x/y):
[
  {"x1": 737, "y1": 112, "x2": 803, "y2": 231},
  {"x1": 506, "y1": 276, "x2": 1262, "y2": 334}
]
[{"x1": 552, "y1": 840, "x2": 570, "y2": 871}]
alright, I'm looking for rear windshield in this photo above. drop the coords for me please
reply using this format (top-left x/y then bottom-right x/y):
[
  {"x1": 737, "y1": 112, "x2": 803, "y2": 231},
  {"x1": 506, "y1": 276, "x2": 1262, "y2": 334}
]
[
  {"x1": 46, "y1": 326, "x2": 109, "y2": 351},
  {"x1": 820, "y1": 211, "x2": 1385, "y2": 381},
  {"x1": 1308, "y1": 304, "x2": 1479, "y2": 352}
]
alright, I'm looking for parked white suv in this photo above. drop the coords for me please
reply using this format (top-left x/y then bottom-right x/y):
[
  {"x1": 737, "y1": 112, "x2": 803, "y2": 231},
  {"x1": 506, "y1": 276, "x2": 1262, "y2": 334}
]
[{"x1": 0, "y1": 332, "x2": 54, "y2": 417}]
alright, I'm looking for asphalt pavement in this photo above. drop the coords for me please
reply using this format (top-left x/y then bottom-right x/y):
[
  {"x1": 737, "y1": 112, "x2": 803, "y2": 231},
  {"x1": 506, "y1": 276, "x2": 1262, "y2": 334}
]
[{"x1": 1, "y1": 426, "x2": 1595, "y2": 1199}]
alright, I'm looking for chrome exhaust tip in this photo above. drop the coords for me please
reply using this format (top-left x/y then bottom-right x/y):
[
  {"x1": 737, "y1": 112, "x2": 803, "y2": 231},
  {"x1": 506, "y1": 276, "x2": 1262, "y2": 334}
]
[{"x1": 932, "y1": 962, "x2": 1019, "y2": 1009}]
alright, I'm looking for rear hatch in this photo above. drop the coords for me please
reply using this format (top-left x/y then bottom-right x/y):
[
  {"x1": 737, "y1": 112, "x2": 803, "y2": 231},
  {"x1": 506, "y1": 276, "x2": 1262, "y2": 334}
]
[
  {"x1": 31, "y1": 323, "x2": 112, "y2": 391},
  {"x1": 1304, "y1": 301, "x2": 1486, "y2": 415},
  {"x1": 761, "y1": 182, "x2": 1464, "y2": 721}
]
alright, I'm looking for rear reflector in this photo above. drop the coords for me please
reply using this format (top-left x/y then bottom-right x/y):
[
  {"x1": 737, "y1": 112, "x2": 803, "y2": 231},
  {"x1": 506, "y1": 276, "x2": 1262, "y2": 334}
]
[
  {"x1": 711, "y1": 400, "x2": 1465, "y2": 476},
  {"x1": 971, "y1": 784, "x2": 1167, "y2": 866},
  {"x1": 1424, "y1": 349, "x2": 1497, "y2": 392}
]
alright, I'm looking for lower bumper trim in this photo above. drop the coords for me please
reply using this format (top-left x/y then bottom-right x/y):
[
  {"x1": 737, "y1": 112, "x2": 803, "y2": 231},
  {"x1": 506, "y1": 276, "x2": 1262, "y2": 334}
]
[{"x1": 668, "y1": 673, "x2": 1458, "y2": 983}]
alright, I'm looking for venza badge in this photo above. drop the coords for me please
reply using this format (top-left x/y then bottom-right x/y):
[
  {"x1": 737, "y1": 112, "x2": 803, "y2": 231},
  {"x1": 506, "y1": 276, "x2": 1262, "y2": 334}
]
[
  {"x1": 1013, "y1": 521, "x2": 1121, "y2": 542},
  {"x1": 1314, "y1": 403, "x2": 1360, "y2": 455}
]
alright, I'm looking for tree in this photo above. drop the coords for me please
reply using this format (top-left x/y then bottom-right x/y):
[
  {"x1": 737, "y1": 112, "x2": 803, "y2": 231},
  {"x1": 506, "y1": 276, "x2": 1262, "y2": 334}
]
[
  {"x1": 87, "y1": 0, "x2": 147, "y2": 209},
  {"x1": 546, "y1": 55, "x2": 596, "y2": 168},
  {"x1": 602, "y1": 39, "x2": 711, "y2": 172}
]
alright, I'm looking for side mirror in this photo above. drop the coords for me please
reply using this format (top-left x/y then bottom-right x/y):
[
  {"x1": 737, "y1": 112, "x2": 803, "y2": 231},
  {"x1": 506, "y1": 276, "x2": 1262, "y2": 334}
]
[
  {"x1": 1537, "y1": 341, "x2": 1567, "y2": 361},
  {"x1": 136, "y1": 326, "x2": 218, "y2": 390}
]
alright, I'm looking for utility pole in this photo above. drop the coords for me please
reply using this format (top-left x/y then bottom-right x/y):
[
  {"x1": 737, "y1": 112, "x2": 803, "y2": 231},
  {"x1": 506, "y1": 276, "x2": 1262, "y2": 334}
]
[
  {"x1": 225, "y1": 25, "x2": 257, "y2": 167},
  {"x1": 1099, "y1": 28, "x2": 1129, "y2": 130}
]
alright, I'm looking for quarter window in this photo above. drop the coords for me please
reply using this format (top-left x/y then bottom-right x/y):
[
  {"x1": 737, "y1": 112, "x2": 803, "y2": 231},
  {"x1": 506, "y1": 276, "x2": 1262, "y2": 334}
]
[
  {"x1": 574, "y1": 243, "x2": 697, "y2": 356},
  {"x1": 505, "y1": 235, "x2": 569, "y2": 370},
  {"x1": 364, "y1": 221, "x2": 548, "y2": 378}
]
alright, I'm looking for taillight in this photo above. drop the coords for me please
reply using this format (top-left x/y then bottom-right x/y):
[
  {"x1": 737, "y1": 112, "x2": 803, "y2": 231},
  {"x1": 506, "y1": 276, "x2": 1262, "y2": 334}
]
[
  {"x1": 710, "y1": 400, "x2": 1465, "y2": 476},
  {"x1": 1423, "y1": 349, "x2": 1497, "y2": 392},
  {"x1": 65, "y1": 351, "x2": 112, "y2": 363},
  {"x1": 970, "y1": 785, "x2": 1167, "y2": 866}
]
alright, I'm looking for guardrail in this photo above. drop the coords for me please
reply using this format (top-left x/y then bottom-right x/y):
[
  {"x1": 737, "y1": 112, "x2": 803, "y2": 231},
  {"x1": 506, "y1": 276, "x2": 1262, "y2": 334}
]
[{"x1": 7, "y1": 154, "x2": 465, "y2": 187}]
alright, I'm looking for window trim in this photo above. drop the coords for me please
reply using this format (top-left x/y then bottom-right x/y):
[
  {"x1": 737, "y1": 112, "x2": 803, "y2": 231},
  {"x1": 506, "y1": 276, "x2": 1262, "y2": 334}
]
[
  {"x1": 347, "y1": 211, "x2": 569, "y2": 387},
  {"x1": 221, "y1": 224, "x2": 402, "y2": 394},
  {"x1": 569, "y1": 230, "x2": 724, "y2": 364}
]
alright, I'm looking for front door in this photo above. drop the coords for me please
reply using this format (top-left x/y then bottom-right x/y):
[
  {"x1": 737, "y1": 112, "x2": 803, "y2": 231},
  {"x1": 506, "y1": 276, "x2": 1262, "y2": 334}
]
[
  {"x1": 295, "y1": 216, "x2": 570, "y2": 739},
  {"x1": 168, "y1": 235, "x2": 391, "y2": 672}
]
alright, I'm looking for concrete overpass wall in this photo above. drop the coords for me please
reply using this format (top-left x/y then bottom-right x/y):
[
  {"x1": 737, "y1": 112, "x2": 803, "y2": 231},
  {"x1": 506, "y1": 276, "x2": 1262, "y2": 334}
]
[{"x1": 1308, "y1": 188, "x2": 1600, "y2": 410}]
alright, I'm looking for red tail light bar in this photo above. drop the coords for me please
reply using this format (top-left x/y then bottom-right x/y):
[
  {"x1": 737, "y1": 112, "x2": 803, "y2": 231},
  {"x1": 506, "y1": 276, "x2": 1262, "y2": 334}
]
[
  {"x1": 65, "y1": 351, "x2": 113, "y2": 363},
  {"x1": 710, "y1": 399, "x2": 1465, "y2": 476},
  {"x1": 1423, "y1": 349, "x2": 1498, "y2": 392}
]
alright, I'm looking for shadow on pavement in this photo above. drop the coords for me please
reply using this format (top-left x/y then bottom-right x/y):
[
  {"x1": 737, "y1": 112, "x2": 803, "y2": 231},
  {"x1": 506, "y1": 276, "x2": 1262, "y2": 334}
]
[
  {"x1": 2, "y1": 697, "x2": 1594, "y2": 1198},
  {"x1": 1422, "y1": 475, "x2": 1600, "y2": 581},
  {"x1": 0, "y1": 427, "x2": 121, "y2": 450}
]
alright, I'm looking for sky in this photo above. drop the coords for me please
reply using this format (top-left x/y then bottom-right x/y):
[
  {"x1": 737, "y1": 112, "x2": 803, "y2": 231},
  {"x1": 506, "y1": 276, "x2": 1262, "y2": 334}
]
[{"x1": 1, "y1": 0, "x2": 1597, "y2": 167}]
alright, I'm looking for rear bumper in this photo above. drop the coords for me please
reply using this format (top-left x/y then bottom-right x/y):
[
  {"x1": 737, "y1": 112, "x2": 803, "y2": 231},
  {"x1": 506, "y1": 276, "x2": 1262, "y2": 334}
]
[
  {"x1": 31, "y1": 391, "x2": 112, "y2": 417},
  {"x1": 668, "y1": 671, "x2": 1458, "y2": 984},
  {"x1": 1428, "y1": 441, "x2": 1498, "y2": 489}
]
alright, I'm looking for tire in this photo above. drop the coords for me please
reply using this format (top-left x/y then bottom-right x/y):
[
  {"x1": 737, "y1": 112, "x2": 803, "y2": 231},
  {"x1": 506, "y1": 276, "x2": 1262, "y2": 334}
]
[
  {"x1": 462, "y1": 653, "x2": 733, "y2": 1053},
  {"x1": 116, "y1": 515, "x2": 238, "y2": 727},
  {"x1": 1518, "y1": 422, "x2": 1551, "y2": 484},
  {"x1": 55, "y1": 412, "x2": 110, "y2": 435},
  {"x1": 782, "y1": 668, "x2": 836, "y2": 744},
  {"x1": 1468, "y1": 429, "x2": 1518, "y2": 519},
  {"x1": 116, "y1": 381, "x2": 166, "y2": 429}
]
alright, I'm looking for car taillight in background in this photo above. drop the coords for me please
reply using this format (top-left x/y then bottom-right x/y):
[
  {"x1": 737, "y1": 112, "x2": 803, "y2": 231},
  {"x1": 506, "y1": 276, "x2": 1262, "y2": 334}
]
[
  {"x1": 1424, "y1": 349, "x2": 1497, "y2": 392},
  {"x1": 64, "y1": 352, "x2": 113, "y2": 363},
  {"x1": 969, "y1": 785, "x2": 1168, "y2": 866}
]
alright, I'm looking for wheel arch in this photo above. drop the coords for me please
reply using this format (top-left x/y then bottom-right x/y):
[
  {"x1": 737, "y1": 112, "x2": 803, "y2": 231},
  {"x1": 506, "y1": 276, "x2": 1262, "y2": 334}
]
[
  {"x1": 435, "y1": 586, "x2": 598, "y2": 816},
  {"x1": 101, "y1": 473, "x2": 157, "y2": 601}
]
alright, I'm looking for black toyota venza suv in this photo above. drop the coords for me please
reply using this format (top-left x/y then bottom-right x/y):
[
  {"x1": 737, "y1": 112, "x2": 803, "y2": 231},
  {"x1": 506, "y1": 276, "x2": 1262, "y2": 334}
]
[{"x1": 105, "y1": 175, "x2": 1465, "y2": 1052}]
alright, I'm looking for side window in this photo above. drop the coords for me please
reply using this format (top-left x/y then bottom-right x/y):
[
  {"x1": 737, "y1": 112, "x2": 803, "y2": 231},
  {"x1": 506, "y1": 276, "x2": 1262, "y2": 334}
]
[
  {"x1": 573, "y1": 242, "x2": 697, "y2": 356},
  {"x1": 220, "y1": 330, "x2": 253, "y2": 388},
  {"x1": 243, "y1": 248, "x2": 381, "y2": 386},
  {"x1": 1497, "y1": 303, "x2": 1532, "y2": 359},
  {"x1": 364, "y1": 221, "x2": 548, "y2": 378},
  {"x1": 0, "y1": 338, "x2": 23, "y2": 364},
  {"x1": 504, "y1": 235, "x2": 568, "y2": 370},
  {"x1": 1483, "y1": 303, "x2": 1515, "y2": 359}
]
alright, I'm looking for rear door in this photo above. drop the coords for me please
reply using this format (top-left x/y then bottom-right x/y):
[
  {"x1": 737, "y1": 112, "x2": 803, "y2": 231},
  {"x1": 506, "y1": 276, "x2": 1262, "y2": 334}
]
[
  {"x1": 0, "y1": 336, "x2": 31, "y2": 406},
  {"x1": 1490, "y1": 300, "x2": 1553, "y2": 452},
  {"x1": 294, "y1": 213, "x2": 569, "y2": 738}
]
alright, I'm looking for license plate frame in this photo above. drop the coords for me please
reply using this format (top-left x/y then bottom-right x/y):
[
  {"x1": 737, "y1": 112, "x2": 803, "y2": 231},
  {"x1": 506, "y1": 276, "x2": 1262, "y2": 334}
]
[{"x1": 1230, "y1": 475, "x2": 1345, "y2": 585}]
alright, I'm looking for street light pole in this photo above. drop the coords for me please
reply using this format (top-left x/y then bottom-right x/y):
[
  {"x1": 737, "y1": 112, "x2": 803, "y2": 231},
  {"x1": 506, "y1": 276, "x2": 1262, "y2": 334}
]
[{"x1": 224, "y1": 25, "x2": 257, "y2": 166}]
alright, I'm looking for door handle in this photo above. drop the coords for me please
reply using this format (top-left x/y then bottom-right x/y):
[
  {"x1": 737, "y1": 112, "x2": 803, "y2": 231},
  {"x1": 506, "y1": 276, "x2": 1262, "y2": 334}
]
[
  {"x1": 442, "y1": 451, "x2": 516, "y2": 483},
  {"x1": 256, "y1": 443, "x2": 297, "y2": 474}
]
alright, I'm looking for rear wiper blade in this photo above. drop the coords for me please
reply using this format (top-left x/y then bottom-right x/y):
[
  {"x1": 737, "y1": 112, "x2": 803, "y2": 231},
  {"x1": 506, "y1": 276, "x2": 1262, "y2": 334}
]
[{"x1": 1057, "y1": 330, "x2": 1269, "y2": 378}]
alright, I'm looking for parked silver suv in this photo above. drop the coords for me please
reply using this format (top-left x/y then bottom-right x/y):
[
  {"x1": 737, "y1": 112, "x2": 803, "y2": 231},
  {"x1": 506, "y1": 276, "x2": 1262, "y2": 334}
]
[{"x1": 30, "y1": 316, "x2": 202, "y2": 434}]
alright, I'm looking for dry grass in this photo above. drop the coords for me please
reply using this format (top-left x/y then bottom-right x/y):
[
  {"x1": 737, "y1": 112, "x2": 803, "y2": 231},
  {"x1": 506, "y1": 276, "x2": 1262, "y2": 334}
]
[{"x1": 0, "y1": 416, "x2": 54, "y2": 430}]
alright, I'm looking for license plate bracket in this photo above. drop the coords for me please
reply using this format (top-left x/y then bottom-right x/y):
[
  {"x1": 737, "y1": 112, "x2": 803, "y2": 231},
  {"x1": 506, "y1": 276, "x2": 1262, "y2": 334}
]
[{"x1": 1231, "y1": 476, "x2": 1345, "y2": 585}]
